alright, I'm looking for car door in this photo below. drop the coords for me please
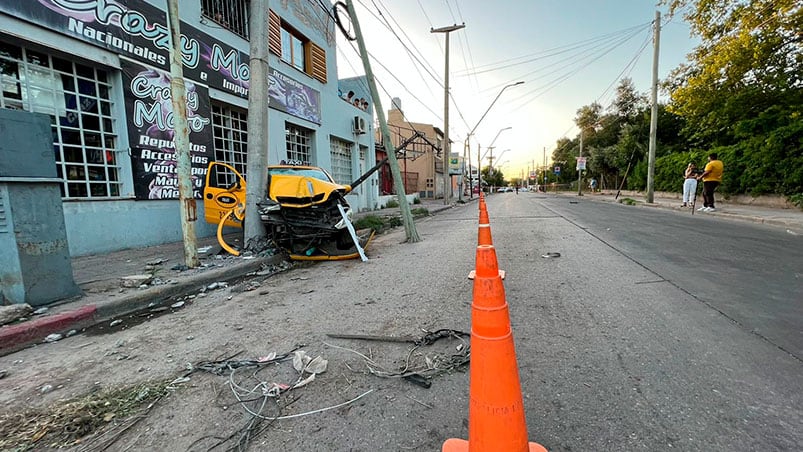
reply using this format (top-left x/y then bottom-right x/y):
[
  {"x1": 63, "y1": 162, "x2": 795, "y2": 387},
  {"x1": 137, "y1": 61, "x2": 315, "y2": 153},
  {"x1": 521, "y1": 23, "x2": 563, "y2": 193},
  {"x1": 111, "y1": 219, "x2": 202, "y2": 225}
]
[{"x1": 203, "y1": 162, "x2": 246, "y2": 228}]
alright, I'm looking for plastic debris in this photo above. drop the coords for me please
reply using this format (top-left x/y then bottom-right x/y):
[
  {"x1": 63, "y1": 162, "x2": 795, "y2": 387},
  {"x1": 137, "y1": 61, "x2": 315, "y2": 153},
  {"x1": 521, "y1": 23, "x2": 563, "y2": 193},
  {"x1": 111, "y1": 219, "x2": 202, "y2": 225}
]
[{"x1": 44, "y1": 334, "x2": 63, "y2": 343}]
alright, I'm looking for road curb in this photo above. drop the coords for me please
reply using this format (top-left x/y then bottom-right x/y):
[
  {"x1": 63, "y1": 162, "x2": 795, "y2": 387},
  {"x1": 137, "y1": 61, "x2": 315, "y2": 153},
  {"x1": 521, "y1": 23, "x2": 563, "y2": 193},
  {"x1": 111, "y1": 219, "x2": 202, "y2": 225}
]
[
  {"x1": 0, "y1": 305, "x2": 97, "y2": 354},
  {"x1": 0, "y1": 255, "x2": 284, "y2": 357}
]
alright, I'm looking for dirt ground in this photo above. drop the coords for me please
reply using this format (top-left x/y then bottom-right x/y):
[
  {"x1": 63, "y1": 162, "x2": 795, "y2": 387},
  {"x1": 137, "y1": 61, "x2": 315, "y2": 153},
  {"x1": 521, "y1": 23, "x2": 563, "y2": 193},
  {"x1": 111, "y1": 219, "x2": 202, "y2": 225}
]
[{"x1": 0, "y1": 221, "x2": 477, "y2": 452}]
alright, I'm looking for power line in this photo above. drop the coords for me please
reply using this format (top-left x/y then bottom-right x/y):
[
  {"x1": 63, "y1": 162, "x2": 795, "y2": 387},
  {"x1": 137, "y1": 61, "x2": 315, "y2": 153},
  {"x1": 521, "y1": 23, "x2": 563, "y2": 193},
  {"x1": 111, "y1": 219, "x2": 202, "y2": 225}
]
[{"x1": 457, "y1": 22, "x2": 651, "y2": 77}]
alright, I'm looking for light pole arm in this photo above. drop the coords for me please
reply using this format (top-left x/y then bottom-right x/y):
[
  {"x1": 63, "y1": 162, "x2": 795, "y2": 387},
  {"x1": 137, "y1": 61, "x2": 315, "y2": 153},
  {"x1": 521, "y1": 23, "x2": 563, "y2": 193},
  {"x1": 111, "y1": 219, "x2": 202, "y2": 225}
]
[{"x1": 468, "y1": 81, "x2": 524, "y2": 137}]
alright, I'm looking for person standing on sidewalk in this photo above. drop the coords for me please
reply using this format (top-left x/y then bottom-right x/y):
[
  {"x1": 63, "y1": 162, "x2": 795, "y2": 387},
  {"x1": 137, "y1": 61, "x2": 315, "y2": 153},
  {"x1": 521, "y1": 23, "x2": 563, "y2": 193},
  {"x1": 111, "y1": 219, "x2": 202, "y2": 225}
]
[
  {"x1": 697, "y1": 153, "x2": 724, "y2": 212},
  {"x1": 682, "y1": 163, "x2": 698, "y2": 207}
]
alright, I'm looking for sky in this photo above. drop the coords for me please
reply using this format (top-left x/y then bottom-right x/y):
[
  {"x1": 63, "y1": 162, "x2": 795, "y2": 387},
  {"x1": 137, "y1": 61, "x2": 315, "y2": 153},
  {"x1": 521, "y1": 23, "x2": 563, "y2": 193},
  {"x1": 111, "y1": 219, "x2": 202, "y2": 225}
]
[{"x1": 334, "y1": 0, "x2": 699, "y2": 179}]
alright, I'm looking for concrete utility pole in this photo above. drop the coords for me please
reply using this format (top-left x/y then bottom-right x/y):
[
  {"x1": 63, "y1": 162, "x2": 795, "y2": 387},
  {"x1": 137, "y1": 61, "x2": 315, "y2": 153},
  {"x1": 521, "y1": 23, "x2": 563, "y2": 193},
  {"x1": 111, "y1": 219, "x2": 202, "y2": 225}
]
[
  {"x1": 577, "y1": 131, "x2": 584, "y2": 196},
  {"x1": 244, "y1": 0, "x2": 269, "y2": 246},
  {"x1": 465, "y1": 140, "x2": 472, "y2": 199},
  {"x1": 166, "y1": 0, "x2": 198, "y2": 268},
  {"x1": 646, "y1": 11, "x2": 660, "y2": 203},
  {"x1": 345, "y1": 0, "x2": 420, "y2": 242},
  {"x1": 431, "y1": 23, "x2": 464, "y2": 205}
]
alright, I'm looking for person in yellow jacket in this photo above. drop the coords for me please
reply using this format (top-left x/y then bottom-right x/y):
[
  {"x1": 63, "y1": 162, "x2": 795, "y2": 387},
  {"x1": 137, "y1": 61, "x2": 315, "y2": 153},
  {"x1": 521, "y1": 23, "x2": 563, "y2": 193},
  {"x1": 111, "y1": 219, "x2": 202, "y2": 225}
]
[{"x1": 696, "y1": 152, "x2": 724, "y2": 212}]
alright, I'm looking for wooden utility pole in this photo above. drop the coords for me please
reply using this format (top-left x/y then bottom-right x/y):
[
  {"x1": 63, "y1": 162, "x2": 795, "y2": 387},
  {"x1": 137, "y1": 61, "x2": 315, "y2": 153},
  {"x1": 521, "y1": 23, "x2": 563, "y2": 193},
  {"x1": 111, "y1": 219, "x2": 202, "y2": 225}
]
[
  {"x1": 344, "y1": 0, "x2": 420, "y2": 242},
  {"x1": 244, "y1": 0, "x2": 269, "y2": 247},
  {"x1": 646, "y1": 11, "x2": 660, "y2": 203},
  {"x1": 166, "y1": 0, "x2": 198, "y2": 268},
  {"x1": 431, "y1": 23, "x2": 464, "y2": 205}
]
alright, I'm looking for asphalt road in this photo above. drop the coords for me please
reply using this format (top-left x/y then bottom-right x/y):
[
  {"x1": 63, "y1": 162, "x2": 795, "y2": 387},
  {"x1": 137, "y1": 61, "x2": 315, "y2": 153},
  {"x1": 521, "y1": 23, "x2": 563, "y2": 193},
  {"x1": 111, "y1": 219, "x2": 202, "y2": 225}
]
[
  {"x1": 528, "y1": 193, "x2": 803, "y2": 359},
  {"x1": 472, "y1": 192, "x2": 802, "y2": 451}
]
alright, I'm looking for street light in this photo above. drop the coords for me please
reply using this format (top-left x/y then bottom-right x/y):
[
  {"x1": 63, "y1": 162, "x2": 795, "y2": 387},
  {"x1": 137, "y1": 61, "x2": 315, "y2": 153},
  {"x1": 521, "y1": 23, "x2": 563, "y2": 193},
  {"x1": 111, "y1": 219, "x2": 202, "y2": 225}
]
[
  {"x1": 463, "y1": 81, "x2": 524, "y2": 198},
  {"x1": 489, "y1": 127, "x2": 512, "y2": 150}
]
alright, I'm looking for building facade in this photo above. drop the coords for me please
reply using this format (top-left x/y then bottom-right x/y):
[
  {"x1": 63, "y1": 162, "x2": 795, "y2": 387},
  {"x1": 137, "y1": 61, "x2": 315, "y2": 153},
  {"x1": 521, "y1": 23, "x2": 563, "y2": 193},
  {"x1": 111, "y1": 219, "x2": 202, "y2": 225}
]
[
  {"x1": 380, "y1": 100, "x2": 444, "y2": 198},
  {"x1": 0, "y1": 0, "x2": 376, "y2": 256}
]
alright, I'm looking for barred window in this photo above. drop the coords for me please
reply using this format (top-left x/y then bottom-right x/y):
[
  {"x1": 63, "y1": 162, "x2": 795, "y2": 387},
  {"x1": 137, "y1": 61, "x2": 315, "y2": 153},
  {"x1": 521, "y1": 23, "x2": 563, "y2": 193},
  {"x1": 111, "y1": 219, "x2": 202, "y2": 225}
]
[
  {"x1": 201, "y1": 0, "x2": 250, "y2": 39},
  {"x1": 0, "y1": 41, "x2": 120, "y2": 199},
  {"x1": 329, "y1": 137, "x2": 352, "y2": 184},
  {"x1": 285, "y1": 123, "x2": 312, "y2": 164},
  {"x1": 212, "y1": 103, "x2": 248, "y2": 186}
]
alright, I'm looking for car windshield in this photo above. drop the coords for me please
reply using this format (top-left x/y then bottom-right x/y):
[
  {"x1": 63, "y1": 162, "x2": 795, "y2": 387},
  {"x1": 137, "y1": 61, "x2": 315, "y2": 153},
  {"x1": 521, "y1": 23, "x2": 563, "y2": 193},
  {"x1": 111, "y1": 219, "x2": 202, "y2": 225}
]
[{"x1": 269, "y1": 167, "x2": 333, "y2": 183}]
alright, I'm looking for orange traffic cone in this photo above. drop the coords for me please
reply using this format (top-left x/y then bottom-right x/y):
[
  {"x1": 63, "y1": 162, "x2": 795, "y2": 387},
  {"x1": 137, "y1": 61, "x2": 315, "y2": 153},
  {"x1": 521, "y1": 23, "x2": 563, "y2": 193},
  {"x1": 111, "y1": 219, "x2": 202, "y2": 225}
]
[
  {"x1": 444, "y1": 243, "x2": 547, "y2": 452},
  {"x1": 478, "y1": 202, "x2": 493, "y2": 246}
]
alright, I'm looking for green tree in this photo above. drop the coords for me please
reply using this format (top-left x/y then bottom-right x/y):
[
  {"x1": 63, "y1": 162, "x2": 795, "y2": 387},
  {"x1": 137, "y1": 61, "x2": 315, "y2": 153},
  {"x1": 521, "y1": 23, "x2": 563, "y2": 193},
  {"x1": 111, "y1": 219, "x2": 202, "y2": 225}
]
[{"x1": 662, "y1": 0, "x2": 802, "y2": 196}]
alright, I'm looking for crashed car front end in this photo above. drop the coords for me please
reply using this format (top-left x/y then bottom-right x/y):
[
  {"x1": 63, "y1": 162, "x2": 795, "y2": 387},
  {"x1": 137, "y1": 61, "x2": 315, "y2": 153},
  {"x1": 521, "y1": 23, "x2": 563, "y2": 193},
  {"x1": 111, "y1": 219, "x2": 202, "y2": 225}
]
[{"x1": 256, "y1": 165, "x2": 353, "y2": 241}]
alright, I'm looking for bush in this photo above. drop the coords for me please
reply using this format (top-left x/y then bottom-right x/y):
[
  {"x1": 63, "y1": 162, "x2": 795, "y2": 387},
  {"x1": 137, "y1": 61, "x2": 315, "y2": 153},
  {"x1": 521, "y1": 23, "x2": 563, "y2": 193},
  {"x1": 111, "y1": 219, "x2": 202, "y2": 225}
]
[
  {"x1": 388, "y1": 216, "x2": 403, "y2": 228},
  {"x1": 384, "y1": 199, "x2": 399, "y2": 208},
  {"x1": 411, "y1": 207, "x2": 429, "y2": 217},
  {"x1": 413, "y1": 197, "x2": 421, "y2": 204},
  {"x1": 353, "y1": 215, "x2": 385, "y2": 232}
]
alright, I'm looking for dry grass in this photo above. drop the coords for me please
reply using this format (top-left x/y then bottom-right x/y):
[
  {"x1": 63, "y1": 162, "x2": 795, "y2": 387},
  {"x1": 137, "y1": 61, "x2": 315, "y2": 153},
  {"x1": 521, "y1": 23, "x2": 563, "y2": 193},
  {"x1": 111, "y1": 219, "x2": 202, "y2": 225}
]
[{"x1": 0, "y1": 378, "x2": 174, "y2": 451}]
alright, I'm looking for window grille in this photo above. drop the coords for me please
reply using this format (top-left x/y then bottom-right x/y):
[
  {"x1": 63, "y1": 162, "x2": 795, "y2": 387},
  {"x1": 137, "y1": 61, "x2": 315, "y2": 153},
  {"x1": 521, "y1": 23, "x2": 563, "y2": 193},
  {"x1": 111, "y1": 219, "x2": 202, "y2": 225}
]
[
  {"x1": 201, "y1": 0, "x2": 250, "y2": 39},
  {"x1": 285, "y1": 123, "x2": 312, "y2": 164},
  {"x1": 212, "y1": 103, "x2": 248, "y2": 185},
  {"x1": 330, "y1": 137, "x2": 352, "y2": 184},
  {"x1": 0, "y1": 41, "x2": 120, "y2": 199}
]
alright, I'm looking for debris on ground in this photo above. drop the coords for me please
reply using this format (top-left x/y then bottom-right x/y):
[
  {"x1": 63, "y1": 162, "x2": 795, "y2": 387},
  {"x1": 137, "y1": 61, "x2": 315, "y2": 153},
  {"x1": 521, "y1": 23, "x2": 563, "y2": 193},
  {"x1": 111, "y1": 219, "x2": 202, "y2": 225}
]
[
  {"x1": 187, "y1": 346, "x2": 367, "y2": 451},
  {"x1": 120, "y1": 274, "x2": 153, "y2": 288},
  {"x1": 541, "y1": 252, "x2": 561, "y2": 258},
  {"x1": 44, "y1": 333, "x2": 63, "y2": 343},
  {"x1": 0, "y1": 378, "x2": 178, "y2": 451},
  {"x1": 0, "y1": 304, "x2": 33, "y2": 326},
  {"x1": 325, "y1": 328, "x2": 471, "y2": 388}
]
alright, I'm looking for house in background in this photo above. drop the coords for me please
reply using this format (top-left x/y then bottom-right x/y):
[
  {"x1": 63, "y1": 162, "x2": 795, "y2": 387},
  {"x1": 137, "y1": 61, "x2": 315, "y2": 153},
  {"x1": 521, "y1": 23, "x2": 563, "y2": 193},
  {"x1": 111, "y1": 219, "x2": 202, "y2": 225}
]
[
  {"x1": 0, "y1": 0, "x2": 376, "y2": 256},
  {"x1": 378, "y1": 98, "x2": 444, "y2": 199}
]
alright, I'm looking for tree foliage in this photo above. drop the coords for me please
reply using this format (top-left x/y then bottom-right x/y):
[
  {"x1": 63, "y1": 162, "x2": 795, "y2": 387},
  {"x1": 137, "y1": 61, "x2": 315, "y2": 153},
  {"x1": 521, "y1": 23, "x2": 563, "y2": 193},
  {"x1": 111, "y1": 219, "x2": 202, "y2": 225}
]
[{"x1": 549, "y1": 1, "x2": 802, "y2": 199}]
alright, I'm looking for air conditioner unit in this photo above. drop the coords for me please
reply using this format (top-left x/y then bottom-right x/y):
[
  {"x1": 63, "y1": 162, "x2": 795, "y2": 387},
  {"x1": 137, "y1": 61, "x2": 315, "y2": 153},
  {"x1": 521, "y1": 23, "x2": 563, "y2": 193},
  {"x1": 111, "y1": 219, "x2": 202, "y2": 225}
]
[{"x1": 353, "y1": 116, "x2": 366, "y2": 134}]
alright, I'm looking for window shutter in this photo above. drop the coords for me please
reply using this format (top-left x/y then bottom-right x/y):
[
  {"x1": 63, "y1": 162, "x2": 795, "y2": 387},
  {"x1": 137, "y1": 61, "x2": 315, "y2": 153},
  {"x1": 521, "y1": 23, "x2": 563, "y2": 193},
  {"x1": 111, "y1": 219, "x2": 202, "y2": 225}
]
[
  {"x1": 308, "y1": 42, "x2": 327, "y2": 83},
  {"x1": 268, "y1": 9, "x2": 281, "y2": 56}
]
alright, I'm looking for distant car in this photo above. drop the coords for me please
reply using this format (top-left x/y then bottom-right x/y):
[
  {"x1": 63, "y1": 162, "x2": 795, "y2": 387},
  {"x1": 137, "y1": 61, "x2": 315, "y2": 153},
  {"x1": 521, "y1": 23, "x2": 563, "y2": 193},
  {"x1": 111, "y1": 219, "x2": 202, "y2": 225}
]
[{"x1": 520, "y1": 187, "x2": 528, "y2": 192}]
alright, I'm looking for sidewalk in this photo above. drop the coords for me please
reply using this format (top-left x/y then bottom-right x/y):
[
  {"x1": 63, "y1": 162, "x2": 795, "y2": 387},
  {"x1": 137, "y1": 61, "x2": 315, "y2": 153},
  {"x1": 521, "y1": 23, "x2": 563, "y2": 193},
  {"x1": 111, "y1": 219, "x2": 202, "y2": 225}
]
[
  {"x1": 1, "y1": 193, "x2": 799, "y2": 356},
  {"x1": 0, "y1": 198, "x2": 458, "y2": 356},
  {"x1": 564, "y1": 189, "x2": 803, "y2": 233}
]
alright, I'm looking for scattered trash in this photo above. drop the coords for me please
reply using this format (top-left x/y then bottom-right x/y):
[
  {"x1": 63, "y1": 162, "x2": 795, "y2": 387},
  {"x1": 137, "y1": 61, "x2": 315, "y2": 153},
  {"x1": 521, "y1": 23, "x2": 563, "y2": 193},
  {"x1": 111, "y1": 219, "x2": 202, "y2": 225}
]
[
  {"x1": 197, "y1": 246, "x2": 213, "y2": 254},
  {"x1": 292, "y1": 350, "x2": 328, "y2": 375},
  {"x1": 186, "y1": 335, "x2": 194, "y2": 341},
  {"x1": 146, "y1": 258, "x2": 167, "y2": 266},
  {"x1": 171, "y1": 264, "x2": 189, "y2": 271},
  {"x1": 787, "y1": 229, "x2": 799, "y2": 236},
  {"x1": 109, "y1": 320, "x2": 122, "y2": 327},
  {"x1": 65, "y1": 330, "x2": 77, "y2": 337},
  {"x1": 170, "y1": 301, "x2": 185, "y2": 309},
  {"x1": 44, "y1": 334, "x2": 63, "y2": 343},
  {"x1": 33, "y1": 307, "x2": 49, "y2": 315},
  {"x1": 120, "y1": 274, "x2": 153, "y2": 288},
  {"x1": 170, "y1": 376, "x2": 191, "y2": 385},
  {"x1": 325, "y1": 328, "x2": 471, "y2": 388},
  {"x1": 207, "y1": 281, "x2": 229, "y2": 290},
  {"x1": 541, "y1": 252, "x2": 561, "y2": 258},
  {"x1": 40, "y1": 384, "x2": 53, "y2": 394},
  {"x1": 0, "y1": 304, "x2": 33, "y2": 326},
  {"x1": 0, "y1": 370, "x2": 7, "y2": 379}
]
